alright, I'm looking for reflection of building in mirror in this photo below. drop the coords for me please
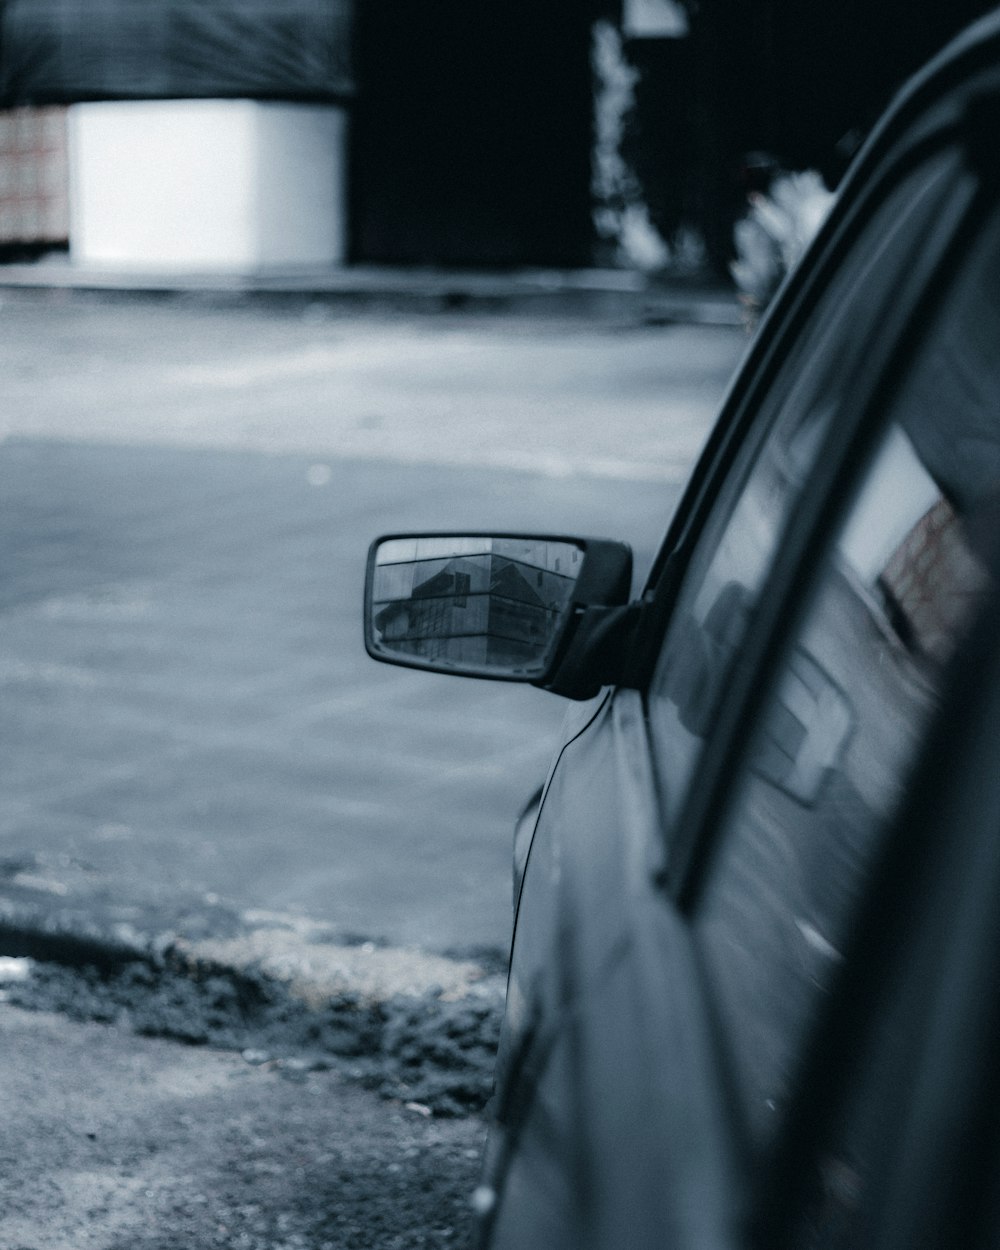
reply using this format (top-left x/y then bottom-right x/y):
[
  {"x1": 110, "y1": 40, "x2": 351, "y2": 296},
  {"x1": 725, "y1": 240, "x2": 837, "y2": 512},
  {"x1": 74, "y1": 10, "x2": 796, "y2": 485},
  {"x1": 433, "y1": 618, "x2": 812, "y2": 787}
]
[
  {"x1": 375, "y1": 536, "x2": 582, "y2": 574},
  {"x1": 372, "y1": 542, "x2": 582, "y2": 673}
]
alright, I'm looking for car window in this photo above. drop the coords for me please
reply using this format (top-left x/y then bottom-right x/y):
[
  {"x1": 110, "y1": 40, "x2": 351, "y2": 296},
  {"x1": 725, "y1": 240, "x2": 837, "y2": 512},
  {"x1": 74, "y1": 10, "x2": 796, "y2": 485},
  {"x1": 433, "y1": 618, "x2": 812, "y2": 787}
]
[
  {"x1": 645, "y1": 154, "x2": 959, "y2": 834},
  {"x1": 691, "y1": 197, "x2": 1000, "y2": 1157},
  {"x1": 780, "y1": 619, "x2": 1000, "y2": 1250}
]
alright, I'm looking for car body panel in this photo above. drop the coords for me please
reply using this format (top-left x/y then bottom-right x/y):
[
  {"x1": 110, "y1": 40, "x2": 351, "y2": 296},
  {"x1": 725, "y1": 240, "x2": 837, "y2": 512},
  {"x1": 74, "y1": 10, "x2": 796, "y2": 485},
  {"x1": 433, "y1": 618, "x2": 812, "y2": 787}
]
[
  {"x1": 486, "y1": 689, "x2": 741, "y2": 1248},
  {"x1": 480, "y1": 14, "x2": 1000, "y2": 1248}
]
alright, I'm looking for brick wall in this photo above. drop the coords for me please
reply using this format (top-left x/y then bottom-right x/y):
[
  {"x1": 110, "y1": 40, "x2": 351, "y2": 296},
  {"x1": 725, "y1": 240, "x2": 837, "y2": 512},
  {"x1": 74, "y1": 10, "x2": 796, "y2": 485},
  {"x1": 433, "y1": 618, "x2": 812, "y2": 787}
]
[{"x1": 0, "y1": 107, "x2": 69, "y2": 244}]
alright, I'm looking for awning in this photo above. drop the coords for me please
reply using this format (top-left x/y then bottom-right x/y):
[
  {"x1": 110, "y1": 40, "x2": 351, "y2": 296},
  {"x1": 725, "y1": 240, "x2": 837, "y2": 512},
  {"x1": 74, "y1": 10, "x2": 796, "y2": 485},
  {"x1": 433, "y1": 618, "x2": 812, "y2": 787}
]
[{"x1": 0, "y1": 0, "x2": 354, "y2": 107}]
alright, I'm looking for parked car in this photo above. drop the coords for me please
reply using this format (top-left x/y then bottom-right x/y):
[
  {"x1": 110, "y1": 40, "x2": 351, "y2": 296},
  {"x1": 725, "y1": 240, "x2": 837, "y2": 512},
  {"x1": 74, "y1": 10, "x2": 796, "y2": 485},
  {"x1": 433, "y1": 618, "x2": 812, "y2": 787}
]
[{"x1": 365, "y1": 12, "x2": 1000, "y2": 1247}]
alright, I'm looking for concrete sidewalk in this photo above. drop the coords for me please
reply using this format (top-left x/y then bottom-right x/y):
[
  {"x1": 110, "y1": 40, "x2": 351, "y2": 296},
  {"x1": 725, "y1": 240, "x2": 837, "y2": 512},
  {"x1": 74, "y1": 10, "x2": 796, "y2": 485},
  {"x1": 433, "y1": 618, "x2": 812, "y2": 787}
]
[{"x1": 0, "y1": 252, "x2": 743, "y2": 324}]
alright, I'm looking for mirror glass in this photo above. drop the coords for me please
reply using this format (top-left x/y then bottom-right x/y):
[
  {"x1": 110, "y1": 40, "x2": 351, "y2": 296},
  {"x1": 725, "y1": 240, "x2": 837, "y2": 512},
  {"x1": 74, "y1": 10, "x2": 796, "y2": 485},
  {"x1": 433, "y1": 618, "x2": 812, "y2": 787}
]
[{"x1": 368, "y1": 536, "x2": 584, "y2": 677}]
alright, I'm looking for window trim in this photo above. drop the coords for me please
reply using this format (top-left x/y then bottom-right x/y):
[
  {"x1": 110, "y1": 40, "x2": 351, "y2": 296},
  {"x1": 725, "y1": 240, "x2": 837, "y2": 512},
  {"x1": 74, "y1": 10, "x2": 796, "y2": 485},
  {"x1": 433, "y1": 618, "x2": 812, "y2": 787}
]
[
  {"x1": 671, "y1": 136, "x2": 984, "y2": 914},
  {"x1": 670, "y1": 141, "x2": 985, "y2": 910},
  {"x1": 640, "y1": 149, "x2": 966, "y2": 838},
  {"x1": 656, "y1": 141, "x2": 993, "y2": 1191}
]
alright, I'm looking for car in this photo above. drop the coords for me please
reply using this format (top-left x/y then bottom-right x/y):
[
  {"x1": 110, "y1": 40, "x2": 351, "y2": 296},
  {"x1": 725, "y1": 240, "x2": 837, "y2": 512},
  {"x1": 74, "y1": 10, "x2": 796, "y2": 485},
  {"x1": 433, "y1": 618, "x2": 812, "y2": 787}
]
[{"x1": 364, "y1": 11, "x2": 1000, "y2": 1248}]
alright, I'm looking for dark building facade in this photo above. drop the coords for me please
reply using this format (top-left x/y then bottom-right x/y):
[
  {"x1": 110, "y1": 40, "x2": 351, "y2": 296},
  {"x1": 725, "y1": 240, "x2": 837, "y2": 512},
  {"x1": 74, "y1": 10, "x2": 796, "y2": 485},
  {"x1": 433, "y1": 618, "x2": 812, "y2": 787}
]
[
  {"x1": 348, "y1": 0, "x2": 595, "y2": 267},
  {"x1": 0, "y1": 1, "x2": 996, "y2": 272},
  {"x1": 627, "y1": 0, "x2": 998, "y2": 272},
  {"x1": 0, "y1": 0, "x2": 354, "y2": 105}
]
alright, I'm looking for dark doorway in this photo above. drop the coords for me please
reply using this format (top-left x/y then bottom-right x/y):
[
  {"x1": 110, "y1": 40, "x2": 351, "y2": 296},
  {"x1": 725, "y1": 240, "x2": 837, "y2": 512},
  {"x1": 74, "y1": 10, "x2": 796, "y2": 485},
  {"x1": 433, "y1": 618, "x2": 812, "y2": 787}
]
[{"x1": 350, "y1": 0, "x2": 594, "y2": 267}]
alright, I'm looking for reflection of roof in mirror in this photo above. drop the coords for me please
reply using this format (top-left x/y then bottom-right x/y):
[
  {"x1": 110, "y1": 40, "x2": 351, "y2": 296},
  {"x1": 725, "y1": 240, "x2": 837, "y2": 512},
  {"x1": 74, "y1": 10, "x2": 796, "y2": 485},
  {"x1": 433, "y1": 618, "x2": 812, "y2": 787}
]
[
  {"x1": 377, "y1": 537, "x2": 495, "y2": 564},
  {"x1": 377, "y1": 537, "x2": 583, "y2": 573}
]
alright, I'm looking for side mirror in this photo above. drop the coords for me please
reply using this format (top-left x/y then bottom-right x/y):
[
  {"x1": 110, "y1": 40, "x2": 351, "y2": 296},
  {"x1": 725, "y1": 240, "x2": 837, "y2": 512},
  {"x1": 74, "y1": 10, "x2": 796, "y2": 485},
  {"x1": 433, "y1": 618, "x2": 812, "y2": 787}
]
[{"x1": 364, "y1": 533, "x2": 634, "y2": 696}]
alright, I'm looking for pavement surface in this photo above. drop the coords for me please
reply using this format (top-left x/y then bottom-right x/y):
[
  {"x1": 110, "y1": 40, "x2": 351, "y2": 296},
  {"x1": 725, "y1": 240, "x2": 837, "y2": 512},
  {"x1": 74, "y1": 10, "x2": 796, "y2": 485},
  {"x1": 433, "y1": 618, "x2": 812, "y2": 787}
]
[
  {"x1": 0, "y1": 275, "x2": 747, "y2": 1246},
  {"x1": 0, "y1": 289, "x2": 747, "y2": 960},
  {"x1": 0, "y1": 999, "x2": 487, "y2": 1250}
]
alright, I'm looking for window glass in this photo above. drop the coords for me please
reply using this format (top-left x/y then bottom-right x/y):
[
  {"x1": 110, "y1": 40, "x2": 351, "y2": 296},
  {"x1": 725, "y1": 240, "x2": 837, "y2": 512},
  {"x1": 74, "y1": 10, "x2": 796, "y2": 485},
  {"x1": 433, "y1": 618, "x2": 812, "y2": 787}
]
[
  {"x1": 693, "y1": 200, "x2": 1000, "y2": 1156},
  {"x1": 646, "y1": 157, "x2": 956, "y2": 833}
]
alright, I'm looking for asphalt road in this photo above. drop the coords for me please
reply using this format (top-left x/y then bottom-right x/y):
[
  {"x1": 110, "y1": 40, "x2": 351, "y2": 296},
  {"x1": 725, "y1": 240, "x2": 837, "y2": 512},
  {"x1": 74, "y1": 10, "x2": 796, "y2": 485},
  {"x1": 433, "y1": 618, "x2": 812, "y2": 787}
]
[{"x1": 0, "y1": 291, "x2": 746, "y2": 955}]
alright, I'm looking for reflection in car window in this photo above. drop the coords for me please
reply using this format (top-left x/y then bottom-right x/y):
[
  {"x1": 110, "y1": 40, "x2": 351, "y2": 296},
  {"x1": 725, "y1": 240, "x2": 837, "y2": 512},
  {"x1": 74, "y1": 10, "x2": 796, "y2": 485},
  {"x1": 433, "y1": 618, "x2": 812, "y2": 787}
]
[
  {"x1": 693, "y1": 198, "x2": 1000, "y2": 1160},
  {"x1": 646, "y1": 156, "x2": 956, "y2": 833}
]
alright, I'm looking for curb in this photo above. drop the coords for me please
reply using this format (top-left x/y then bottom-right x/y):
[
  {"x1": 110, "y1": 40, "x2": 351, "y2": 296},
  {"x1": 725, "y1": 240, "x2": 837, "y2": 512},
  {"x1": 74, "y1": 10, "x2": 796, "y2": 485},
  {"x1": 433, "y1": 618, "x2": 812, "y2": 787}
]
[
  {"x1": 0, "y1": 894, "x2": 506, "y2": 1006},
  {"x1": 0, "y1": 899, "x2": 506, "y2": 1116},
  {"x1": 0, "y1": 259, "x2": 744, "y2": 325}
]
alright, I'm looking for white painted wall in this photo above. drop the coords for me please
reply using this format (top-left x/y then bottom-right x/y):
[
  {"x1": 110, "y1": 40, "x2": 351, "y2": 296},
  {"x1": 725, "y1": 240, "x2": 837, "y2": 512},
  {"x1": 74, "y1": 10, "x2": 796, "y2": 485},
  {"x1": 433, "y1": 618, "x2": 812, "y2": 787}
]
[
  {"x1": 68, "y1": 100, "x2": 347, "y2": 270},
  {"x1": 255, "y1": 105, "x2": 347, "y2": 268}
]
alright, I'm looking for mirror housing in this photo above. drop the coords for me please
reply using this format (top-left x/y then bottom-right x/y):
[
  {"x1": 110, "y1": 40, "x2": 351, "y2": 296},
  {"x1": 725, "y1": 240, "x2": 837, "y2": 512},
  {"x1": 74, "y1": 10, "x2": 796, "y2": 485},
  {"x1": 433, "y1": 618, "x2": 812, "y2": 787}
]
[{"x1": 364, "y1": 532, "x2": 634, "y2": 698}]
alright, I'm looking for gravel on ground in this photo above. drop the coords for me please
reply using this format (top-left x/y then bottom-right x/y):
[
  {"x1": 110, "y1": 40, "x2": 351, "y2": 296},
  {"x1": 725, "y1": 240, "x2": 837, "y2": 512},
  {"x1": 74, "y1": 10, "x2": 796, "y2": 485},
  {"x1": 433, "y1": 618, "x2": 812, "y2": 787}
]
[{"x1": 0, "y1": 999, "x2": 489, "y2": 1250}]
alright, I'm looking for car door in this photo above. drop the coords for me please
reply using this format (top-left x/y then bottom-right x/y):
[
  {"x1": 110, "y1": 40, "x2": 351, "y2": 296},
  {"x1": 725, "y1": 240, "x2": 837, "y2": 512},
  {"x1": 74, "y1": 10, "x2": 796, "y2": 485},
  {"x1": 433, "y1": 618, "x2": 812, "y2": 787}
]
[
  {"x1": 703, "y1": 186, "x2": 1000, "y2": 1249},
  {"x1": 760, "y1": 590, "x2": 1000, "y2": 1250},
  {"x1": 482, "y1": 90, "x2": 988, "y2": 1250},
  {"x1": 689, "y1": 180, "x2": 1000, "y2": 1151}
]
